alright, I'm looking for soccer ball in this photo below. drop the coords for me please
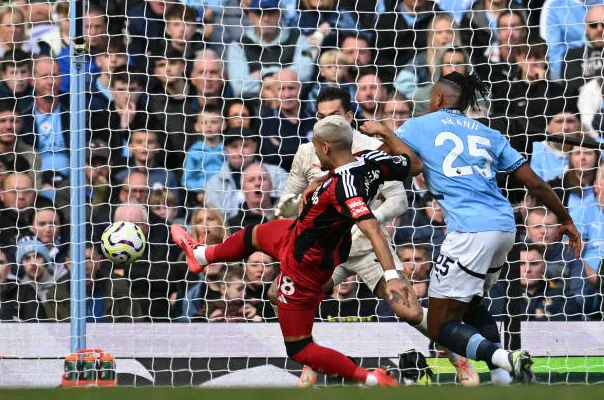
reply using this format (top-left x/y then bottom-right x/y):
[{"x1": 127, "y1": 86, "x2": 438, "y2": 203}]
[{"x1": 100, "y1": 221, "x2": 146, "y2": 265}]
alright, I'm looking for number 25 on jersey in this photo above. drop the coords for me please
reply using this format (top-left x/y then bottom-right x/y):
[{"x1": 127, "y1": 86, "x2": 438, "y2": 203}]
[{"x1": 435, "y1": 132, "x2": 493, "y2": 178}]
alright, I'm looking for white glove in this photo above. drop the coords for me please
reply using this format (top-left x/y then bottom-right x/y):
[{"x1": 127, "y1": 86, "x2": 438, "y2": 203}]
[{"x1": 275, "y1": 193, "x2": 301, "y2": 218}]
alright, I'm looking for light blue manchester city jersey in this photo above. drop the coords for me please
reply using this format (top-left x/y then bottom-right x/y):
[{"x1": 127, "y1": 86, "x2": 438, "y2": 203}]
[{"x1": 397, "y1": 109, "x2": 526, "y2": 233}]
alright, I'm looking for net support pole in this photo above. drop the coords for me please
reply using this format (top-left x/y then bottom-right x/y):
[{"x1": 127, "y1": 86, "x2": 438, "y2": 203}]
[{"x1": 68, "y1": 0, "x2": 87, "y2": 353}]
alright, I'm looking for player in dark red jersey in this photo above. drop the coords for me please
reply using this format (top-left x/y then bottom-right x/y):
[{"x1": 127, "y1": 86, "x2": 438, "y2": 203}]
[{"x1": 171, "y1": 115, "x2": 423, "y2": 387}]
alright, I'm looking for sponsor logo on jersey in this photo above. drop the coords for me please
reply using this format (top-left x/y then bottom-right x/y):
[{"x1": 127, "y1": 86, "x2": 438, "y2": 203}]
[{"x1": 345, "y1": 196, "x2": 371, "y2": 218}]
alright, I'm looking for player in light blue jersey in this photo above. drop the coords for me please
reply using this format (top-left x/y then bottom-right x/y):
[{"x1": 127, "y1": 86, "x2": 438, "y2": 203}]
[{"x1": 366, "y1": 72, "x2": 582, "y2": 385}]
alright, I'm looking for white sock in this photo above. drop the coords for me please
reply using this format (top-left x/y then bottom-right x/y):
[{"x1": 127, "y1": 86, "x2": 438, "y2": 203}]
[
  {"x1": 491, "y1": 349, "x2": 512, "y2": 372},
  {"x1": 193, "y1": 245, "x2": 208, "y2": 265},
  {"x1": 490, "y1": 368, "x2": 512, "y2": 386},
  {"x1": 365, "y1": 373, "x2": 378, "y2": 386}
]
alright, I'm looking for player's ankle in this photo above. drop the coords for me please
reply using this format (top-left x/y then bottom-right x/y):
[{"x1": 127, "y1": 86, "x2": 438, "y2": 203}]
[{"x1": 193, "y1": 245, "x2": 209, "y2": 265}]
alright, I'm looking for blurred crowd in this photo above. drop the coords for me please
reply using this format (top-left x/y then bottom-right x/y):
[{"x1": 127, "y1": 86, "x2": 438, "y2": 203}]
[{"x1": 0, "y1": 0, "x2": 603, "y2": 323}]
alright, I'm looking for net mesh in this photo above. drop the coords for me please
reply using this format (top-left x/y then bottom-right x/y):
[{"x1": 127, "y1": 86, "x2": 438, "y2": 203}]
[{"x1": 0, "y1": 0, "x2": 602, "y2": 387}]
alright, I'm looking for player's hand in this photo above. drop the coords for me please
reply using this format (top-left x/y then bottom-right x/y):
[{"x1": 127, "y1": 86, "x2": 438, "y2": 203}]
[
  {"x1": 560, "y1": 219, "x2": 582, "y2": 258},
  {"x1": 385, "y1": 277, "x2": 411, "y2": 309},
  {"x1": 275, "y1": 193, "x2": 301, "y2": 218},
  {"x1": 360, "y1": 120, "x2": 393, "y2": 139}
]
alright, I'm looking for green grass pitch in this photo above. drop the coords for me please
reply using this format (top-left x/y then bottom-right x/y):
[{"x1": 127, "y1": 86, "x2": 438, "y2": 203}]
[{"x1": 1, "y1": 386, "x2": 604, "y2": 400}]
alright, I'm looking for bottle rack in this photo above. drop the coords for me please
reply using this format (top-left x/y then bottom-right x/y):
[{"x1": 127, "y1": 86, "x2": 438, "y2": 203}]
[{"x1": 61, "y1": 348, "x2": 117, "y2": 388}]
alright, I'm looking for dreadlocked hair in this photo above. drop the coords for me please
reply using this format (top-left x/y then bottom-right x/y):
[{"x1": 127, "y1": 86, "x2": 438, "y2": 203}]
[{"x1": 439, "y1": 72, "x2": 490, "y2": 112}]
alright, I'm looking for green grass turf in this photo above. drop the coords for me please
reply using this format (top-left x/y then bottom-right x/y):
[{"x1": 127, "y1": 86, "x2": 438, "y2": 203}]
[{"x1": 1, "y1": 386, "x2": 604, "y2": 400}]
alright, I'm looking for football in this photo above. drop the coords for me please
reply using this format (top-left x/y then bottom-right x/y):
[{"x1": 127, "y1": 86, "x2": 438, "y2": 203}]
[{"x1": 100, "y1": 221, "x2": 146, "y2": 265}]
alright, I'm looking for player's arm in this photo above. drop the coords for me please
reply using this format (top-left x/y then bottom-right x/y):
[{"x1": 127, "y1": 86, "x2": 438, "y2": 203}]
[
  {"x1": 276, "y1": 145, "x2": 312, "y2": 217},
  {"x1": 360, "y1": 121, "x2": 423, "y2": 176},
  {"x1": 513, "y1": 163, "x2": 581, "y2": 257},
  {"x1": 355, "y1": 218, "x2": 410, "y2": 306}
]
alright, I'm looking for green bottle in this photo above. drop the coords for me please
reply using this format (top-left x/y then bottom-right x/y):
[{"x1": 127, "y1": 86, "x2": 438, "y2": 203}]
[
  {"x1": 82, "y1": 354, "x2": 97, "y2": 381},
  {"x1": 99, "y1": 354, "x2": 116, "y2": 381},
  {"x1": 64, "y1": 354, "x2": 79, "y2": 381}
]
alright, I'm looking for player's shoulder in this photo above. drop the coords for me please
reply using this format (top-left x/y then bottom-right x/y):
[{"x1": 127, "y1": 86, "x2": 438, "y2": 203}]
[{"x1": 351, "y1": 129, "x2": 382, "y2": 152}]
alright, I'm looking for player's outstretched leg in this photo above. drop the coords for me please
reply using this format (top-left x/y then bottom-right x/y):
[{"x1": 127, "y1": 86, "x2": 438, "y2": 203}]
[
  {"x1": 279, "y1": 307, "x2": 397, "y2": 387},
  {"x1": 172, "y1": 220, "x2": 290, "y2": 273},
  {"x1": 428, "y1": 297, "x2": 535, "y2": 384}
]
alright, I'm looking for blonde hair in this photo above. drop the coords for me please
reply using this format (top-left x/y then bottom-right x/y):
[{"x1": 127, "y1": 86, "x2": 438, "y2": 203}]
[
  {"x1": 319, "y1": 49, "x2": 340, "y2": 66},
  {"x1": 0, "y1": 6, "x2": 25, "y2": 24},
  {"x1": 191, "y1": 204, "x2": 228, "y2": 244},
  {"x1": 149, "y1": 187, "x2": 177, "y2": 208}
]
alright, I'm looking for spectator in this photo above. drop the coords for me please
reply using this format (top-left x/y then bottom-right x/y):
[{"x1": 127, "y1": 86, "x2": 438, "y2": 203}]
[
  {"x1": 114, "y1": 129, "x2": 180, "y2": 202},
  {"x1": 127, "y1": 0, "x2": 178, "y2": 69},
  {"x1": 0, "y1": 6, "x2": 41, "y2": 57},
  {"x1": 490, "y1": 244, "x2": 584, "y2": 321},
  {"x1": 190, "y1": 50, "x2": 230, "y2": 112},
  {"x1": 398, "y1": 243, "x2": 432, "y2": 300},
  {"x1": 90, "y1": 68, "x2": 153, "y2": 166},
  {"x1": 182, "y1": 107, "x2": 225, "y2": 202},
  {"x1": 204, "y1": 129, "x2": 288, "y2": 219},
  {"x1": 111, "y1": 203, "x2": 186, "y2": 321},
  {"x1": 474, "y1": 9, "x2": 529, "y2": 84},
  {"x1": 0, "y1": 99, "x2": 37, "y2": 173},
  {"x1": 199, "y1": 266, "x2": 262, "y2": 322},
  {"x1": 583, "y1": 162, "x2": 604, "y2": 274},
  {"x1": 381, "y1": 92, "x2": 413, "y2": 131},
  {"x1": 317, "y1": 276, "x2": 378, "y2": 322},
  {"x1": 45, "y1": 243, "x2": 144, "y2": 322},
  {"x1": 164, "y1": 4, "x2": 206, "y2": 60},
  {"x1": 377, "y1": 243, "x2": 432, "y2": 320},
  {"x1": 85, "y1": 139, "x2": 112, "y2": 216},
  {"x1": 149, "y1": 186, "x2": 181, "y2": 225},
  {"x1": 56, "y1": 3, "x2": 108, "y2": 94},
  {"x1": 524, "y1": 207, "x2": 599, "y2": 315},
  {"x1": 0, "y1": 49, "x2": 34, "y2": 116},
  {"x1": 489, "y1": 40, "x2": 570, "y2": 134},
  {"x1": 306, "y1": 50, "x2": 355, "y2": 116},
  {"x1": 374, "y1": 0, "x2": 444, "y2": 82},
  {"x1": 178, "y1": 261, "x2": 226, "y2": 320},
  {"x1": 338, "y1": 33, "x2": 373, "y2": 73},
  {"x1": 243, "y1": 251, "x2": 278, "y2": 319},
  {"x1": 411, "y1": 44, "x2": 470, "y2": 116},
  {"x1": 548, "y1": 145, "x2": 600, "y2": 235},
  {"x1": 147, "y1": 47, "x2": 195, "y2": 170},
  {"x1": 226, "y1": 0, "x2": 314, "y2": 98},
  {"x1": 259, "y1": 70, "x2": 281, "y2": 111},
  {"x1": 542, "y1": 0, "x2": 604, "y2": 80},
  {"x1": 88, "y1": 39, "x2": 129, "y2": 112},
  {"x1": 395, "y1": 192, "x2": 446, "y2": 248},
  {"x1": 0, "y1": 172, "x2": 51, "y2": 256},
  {"x1": 530, "y1": 112, "x2": 581, "y2": 181},
  {"x1": 394, "y1": 13, "x2": 460, "y2": 98},
  {"x1": 459, "y1": 0, "x2": 525, "y2": 65},
  {"x1": 297, "y1": 0, "x2": 365, "y2": 49},
  {"x1": 189, "y1": 205, "x2": 228, "y2": 245},
  {"x1": 224, "y1": 99, "x2": 256, "y2": 131},
  {"x1": 37, "y1": 1, "x2": 70, "y2": 57},
  {"x1": 259, "y1": 69, "x2": 316, "y2": 171},
  {"x1": 0, "y1": 237, "x2": 67, "y2": 321},
  {"x1": 355, "y1": 69, "x2": 388, "y2": 123},
  {"x1": 23, "y1": 56, "x2": 71, "y2": 176},
  {"x1": 562, "y1": 5, "x2": 604, "y2": 98},
  {"x1": 228, "y1": 163, "x2": 275, "y2": 229},
  {"x1": 20, "y1": 207, "x2": 68, "y2": 264}
]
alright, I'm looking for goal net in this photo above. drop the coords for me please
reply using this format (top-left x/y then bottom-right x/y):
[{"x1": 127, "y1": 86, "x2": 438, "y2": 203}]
[{"x1": 0, "y1": 0, "x2": 602, "y2": 387}]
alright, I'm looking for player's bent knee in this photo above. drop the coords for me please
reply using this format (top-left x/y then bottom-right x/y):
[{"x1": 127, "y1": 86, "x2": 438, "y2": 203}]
[{"x1": 284, "y1": 337, "x2": 314, "y2": 358}]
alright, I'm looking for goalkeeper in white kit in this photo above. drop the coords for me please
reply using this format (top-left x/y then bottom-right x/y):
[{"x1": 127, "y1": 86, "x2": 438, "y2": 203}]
[{"x1": 273, "y1": 88, "x2": 478, "y2": 386}]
